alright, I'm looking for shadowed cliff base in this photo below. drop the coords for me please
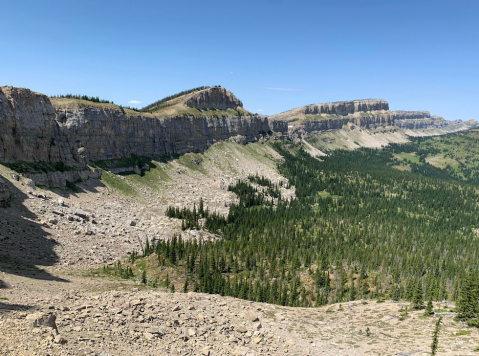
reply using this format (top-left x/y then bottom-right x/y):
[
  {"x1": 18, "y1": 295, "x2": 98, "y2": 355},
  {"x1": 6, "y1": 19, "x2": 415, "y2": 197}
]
[{"x1": 0, "y1": 175, "x2": 68, "y2": 285}]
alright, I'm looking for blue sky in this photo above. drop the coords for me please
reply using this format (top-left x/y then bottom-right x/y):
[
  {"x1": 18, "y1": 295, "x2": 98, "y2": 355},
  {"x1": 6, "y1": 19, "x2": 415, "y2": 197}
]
[{"x1": 1, "y1": 0, "x2": 478, "y2": 119}]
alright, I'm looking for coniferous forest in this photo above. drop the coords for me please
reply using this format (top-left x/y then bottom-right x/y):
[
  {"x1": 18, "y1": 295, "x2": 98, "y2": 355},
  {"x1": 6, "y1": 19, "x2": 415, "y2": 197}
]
[{"x1": 123, "y1": 137, "x2": 479, "y2": 325}]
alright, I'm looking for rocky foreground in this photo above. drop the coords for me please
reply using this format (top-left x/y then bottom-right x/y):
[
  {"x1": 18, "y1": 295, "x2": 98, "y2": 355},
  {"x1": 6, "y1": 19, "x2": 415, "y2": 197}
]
[{"x1": 2, "y1": 269, "x2": 478, "y2": 356}]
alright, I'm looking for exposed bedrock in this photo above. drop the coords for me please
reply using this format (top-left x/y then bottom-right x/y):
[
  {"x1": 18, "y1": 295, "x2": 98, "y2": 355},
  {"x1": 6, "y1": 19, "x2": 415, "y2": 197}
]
[
  {"x1": 393, "y1": 110, "x2": 431, "y2": 120},
  {"x1": 0, "y1": 87, "x2": 286, "y2": 174},
  {"x1": 272, "y1": 99, "x2": 389, "y2": 121},
  {"x1": 0, "y1": 86, "x2": 80, "y2": 166},
  {"x1": 286, "y1": 112, "x2": 396, "y2": 138},
  {"x1": 185, "y1": 87, "x2": 243, "y2": 110},
  {"x1": 302, "y1": 99, "x2": 389, "y2": 116},
  {"x1": 58, "y1": 107, "x2": 273, "y2": 161}
]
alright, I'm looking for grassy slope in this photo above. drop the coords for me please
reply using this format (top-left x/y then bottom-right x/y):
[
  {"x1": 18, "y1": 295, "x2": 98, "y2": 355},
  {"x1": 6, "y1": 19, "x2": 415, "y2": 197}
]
[
  {"x1": 306, "y1": 126, "x2": 410, "y2": 151},
  {"x1": 305, "y1": 122, "x2": 476, "y2": 152},
  {"x1": 95, "y1": 141, "x2": 280, "y2": 202}
]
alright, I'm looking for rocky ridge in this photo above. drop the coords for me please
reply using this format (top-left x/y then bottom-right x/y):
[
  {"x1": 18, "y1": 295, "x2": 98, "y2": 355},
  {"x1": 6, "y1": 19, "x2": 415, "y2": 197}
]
[
  {"x1": 0, "y1": 86, "x2": 288, "y2": 187},
  {"x1": 271, "y1": 99, "x2": 476, "y2": 139},
  {"x1": 185, "y1": 87, "x2": 243, "y2": 110},
  {"x1": 273, "y1": 99, "x2": 389, "y2": 120}
]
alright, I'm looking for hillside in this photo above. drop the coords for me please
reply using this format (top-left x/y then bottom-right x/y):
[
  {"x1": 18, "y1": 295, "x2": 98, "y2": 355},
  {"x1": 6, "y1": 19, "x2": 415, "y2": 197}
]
[{"x1": 139, "y1": 86, "x2": 254, "y2": 118}]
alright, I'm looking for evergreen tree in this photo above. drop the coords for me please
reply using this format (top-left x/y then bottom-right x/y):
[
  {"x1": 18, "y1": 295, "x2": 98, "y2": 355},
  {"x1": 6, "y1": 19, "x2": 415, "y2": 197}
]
[
  {"x1": 424, "y1": 297, "x2": 434, "y2": 316},
  {"x1": 412, "y1": 282, "x2": 425, "y2": 310},
  {"x1": 431, "y1": 316, "x2": 442, "y2": 356},
  {"x1": 456, "y1": 272, "x2": 479, "y2": 320}
]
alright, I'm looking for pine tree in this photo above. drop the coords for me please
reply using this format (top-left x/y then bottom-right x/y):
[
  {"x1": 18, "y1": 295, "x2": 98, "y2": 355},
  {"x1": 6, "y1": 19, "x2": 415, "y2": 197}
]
[
  {"x1": 424, "y1": 297, "x2": 434, "y2": 316},
  {"x1": 457, "y1": 272, "x2": 479, "y2": 320},
  {"x1": 431, "y1": 316, "x2": 442, "y2": 356},
  {"x1": 412, "y1": 282, "x2": 425, "y2": 310}
]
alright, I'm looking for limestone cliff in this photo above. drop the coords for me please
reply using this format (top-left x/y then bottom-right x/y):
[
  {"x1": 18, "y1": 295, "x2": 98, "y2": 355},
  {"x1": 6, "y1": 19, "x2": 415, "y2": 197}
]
[
  {"x1": 393, "y1": 110, "x2": 431, "y2": 120},
  {"x1": 0, "y1": 86, "x2": 286, "y2": 187},
  {"x1": 185, "y1": 87, "x2": 243, "y2": 110},
  {"x1": 271, "y1": 99, "x2": 473, "y2": 138},
  {"x1": 55, "y1": 107, "x2": 272, "y2": 161},
  {"x1": 272, "y1": 99, "x2": 389, "y2": 121}
]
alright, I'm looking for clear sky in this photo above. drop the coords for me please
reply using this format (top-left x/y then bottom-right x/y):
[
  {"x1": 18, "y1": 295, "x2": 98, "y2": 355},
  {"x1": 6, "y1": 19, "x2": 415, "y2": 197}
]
[{"x1": 1, "y1": 0, "x2": 478, "y2": 120}]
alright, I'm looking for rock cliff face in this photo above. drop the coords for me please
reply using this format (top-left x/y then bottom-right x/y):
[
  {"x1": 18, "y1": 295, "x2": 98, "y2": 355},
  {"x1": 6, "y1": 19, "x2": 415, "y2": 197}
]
[
  {"x1": 56, "y1": 107, "x2": 272, "y2": 161},
  {"x1": 271, "y1": 99, "x2": 473, "y2": 138},
  {"x1": 302, "y1": 99, "x2": 389, "y2": 116},
  {"x1": 393, "y1": 111, "x2": 449, "y2": 129},
  {"x1": 185, "y1": 87, "x2": 243, "y2": 110},
  {"x1": 0, "y1": 87, "x2": 285, "y2": 185},
  {"x1": 393, "y1": 110, "x2": 431, "y2": 120},
  {"x1": 297, "y1": 112, "x2": 395, "y2": 132},
  {"x1": 0, "y1": 86, "x2": 79, "y2": 166},
  {"x1": 273, "y1": 99, "x2": 389, "y2": 121}
]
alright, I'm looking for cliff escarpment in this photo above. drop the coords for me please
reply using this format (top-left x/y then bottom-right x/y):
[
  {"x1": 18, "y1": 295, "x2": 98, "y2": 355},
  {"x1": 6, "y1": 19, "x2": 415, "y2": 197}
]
[
  {"x1": 0, "y1": 86, "x2": 82, "y2": 166},
  {"x1": 0, "y1": 86, "x2": 287, "y2": 187},
  {"x1": 56, "y1": 107, "x2": 272, "y2": 161},
  {"x1": 273, "y1": 99, "x2": 389, "y2": 121},
  {"x1": 393, "y1": 110, "x2": 431, "y2": 120},
  {"x1": 271, "y1": 99, "x2": 474, "y2": 138},
  {"x1": 185, "y1": 87, "x2": 243, "y2": 110}
]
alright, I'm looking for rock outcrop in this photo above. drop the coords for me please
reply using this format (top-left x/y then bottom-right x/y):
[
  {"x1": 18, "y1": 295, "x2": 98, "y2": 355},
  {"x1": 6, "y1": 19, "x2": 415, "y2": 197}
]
[
  {"x1": 1, "y1": 86, "x2": 474, "y2": 189},
  {"x1": 0, "y1": 86, "x2": 80, "y2": 166},
  {"x1": 273, "y1": 99, "x2": 389, "y2": 121},
  {"x1": 185, "y1": 87, "x2": 243, "y2": 110},
  {"x1": 56, "y1": 107, "x2": 272, "y2": 161},
  {"x1": 302, "y1": 99, "x2": 389, "y2": 116},
  {"x1": 296, "y1": 112, "x2": 395, "y2": 132},
  {"x1": 393, "y1": 110, "x2": 431, "y2": 121},
  {"x1": 271, "y1": 98, "x2": 475, "y2": 138},
  {"x1": 23, "y1": 169, "x2": 102, "y2": 188}
]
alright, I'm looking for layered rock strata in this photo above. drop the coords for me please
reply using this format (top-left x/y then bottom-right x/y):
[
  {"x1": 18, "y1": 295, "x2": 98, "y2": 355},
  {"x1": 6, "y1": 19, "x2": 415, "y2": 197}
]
[
  {"x1": 272, "y1": 99, "x2": 474, "y2": 137},
  {"x1": 0, "y1": 86, "x2": 286, "y2": 187},
  {"x1": 23, "y1": 169, "x2": 102, "y2": 188},
  {"x1": 185, "y1": 87, "x2": 243, "y2": 110},
  {"x1": 273, "y1": 99, "x2": 389, "y2": 121},
  {"x1": 393, "y1": 110, "x2": 431, "y2": 120}
]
